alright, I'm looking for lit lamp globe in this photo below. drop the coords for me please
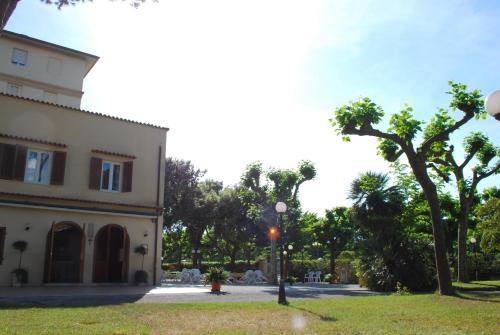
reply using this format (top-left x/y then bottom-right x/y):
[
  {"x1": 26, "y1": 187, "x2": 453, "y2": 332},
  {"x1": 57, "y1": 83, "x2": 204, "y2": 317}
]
[
  {"x1": 470, "y1": 237, "x2": 477, "y2": 244},
  {"x1": 275, "y1": 202, "x2": 287, "y2": 214},
  {"x1": 485, "y1": 90, "x2": 500, "y2": 121},
  {"x1": 288, "y1": 245, "x2": 293, "y2": 251}
]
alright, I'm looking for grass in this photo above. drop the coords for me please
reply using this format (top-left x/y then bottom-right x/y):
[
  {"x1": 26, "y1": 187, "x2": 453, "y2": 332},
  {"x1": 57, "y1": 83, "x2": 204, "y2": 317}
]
[
  {"x1": 0, "y1": 294, "x2": 499, "y2": 335},
  {"x1": 453, "y1": 280, "x2": 500, "y2": 291}
]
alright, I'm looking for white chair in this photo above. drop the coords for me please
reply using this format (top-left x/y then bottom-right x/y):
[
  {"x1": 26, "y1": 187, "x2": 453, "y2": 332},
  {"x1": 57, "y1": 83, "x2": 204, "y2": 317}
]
[
  {"x1": 191, "y1": 268, "x2": 202, "y2": 284},
  {"x1": 254, "y1": 270, "x2": 268, "y2": 283},
  {"x1": 241, "y1": 270, "x2": 257, "y2": 284},
  {"x1": 180, "y1": 268, "x2": 191, "y2": 283},
  {"x1": 313, "y1": 271, "x2": 322, "y2": 283},
  {"x1": 304, "y1": 271, "x2": 313, "y2": 283}
]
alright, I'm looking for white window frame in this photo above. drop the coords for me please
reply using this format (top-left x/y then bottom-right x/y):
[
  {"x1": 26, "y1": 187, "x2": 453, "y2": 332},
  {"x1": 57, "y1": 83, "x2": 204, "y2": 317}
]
[
  {"x1": 7, "y1": 83, "x2": 21, "y2": 96},
  {"x1": 100, "y1": 161, "x2": 122, "y2": 192},
  {"x1": 24, "y1": 149, "x2": 52, "y2": 185},
  {"x1": 11, "y1": 48, "x2": 28, "y2": 67}
]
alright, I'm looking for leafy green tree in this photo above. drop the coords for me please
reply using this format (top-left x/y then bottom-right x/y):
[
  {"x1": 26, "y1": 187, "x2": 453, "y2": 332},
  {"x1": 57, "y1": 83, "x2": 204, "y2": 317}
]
[
  {"x1": 331, "y1": 82, "x2": 489, "y2": 295},
  {"x1": 313, "y1": 207, "x2": 353, "y2": 283},
  {"x1": 206, "y1": 187, "x2": 252, "y2": 270},
  {"x1": 349, "y1": 172, "x2": 435, "y2": 291},
  {"x1": 476, "y1": 197, "x2": 500, "y2": 254},
  {"x1": 428, "y1": 131, "x2": 499, "y2": 281},
  {"x1": 163, "y1": 158, "x2": 205, "y2": 267}
]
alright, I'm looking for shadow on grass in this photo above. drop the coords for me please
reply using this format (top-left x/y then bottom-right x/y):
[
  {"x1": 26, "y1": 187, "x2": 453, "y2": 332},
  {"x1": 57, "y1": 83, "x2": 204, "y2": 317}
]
[
  {"x1": 286, "y1": 304, "x2": 337, "y2": 322},
  {"x1": 455, "y1": 291, "x2": 500, "y2": 303}
]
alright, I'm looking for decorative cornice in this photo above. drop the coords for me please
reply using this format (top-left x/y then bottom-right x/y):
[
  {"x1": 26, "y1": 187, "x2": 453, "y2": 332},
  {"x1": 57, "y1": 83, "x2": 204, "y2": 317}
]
[
  {"x1": 0, "y1": 132, "x2": 67, "y2": 148},
  {"x1": 0, "y1": 72, "x2": 84, "y2": 98}
]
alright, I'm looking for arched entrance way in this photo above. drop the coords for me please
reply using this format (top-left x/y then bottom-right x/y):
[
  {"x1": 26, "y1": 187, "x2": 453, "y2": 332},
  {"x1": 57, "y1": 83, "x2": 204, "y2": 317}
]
[
  {"x1": 44, "y1": 221, "x2": 84, "y2": 283},
  {"x1": 93, "y1": 224, "x2": 130, "y2": 283}
]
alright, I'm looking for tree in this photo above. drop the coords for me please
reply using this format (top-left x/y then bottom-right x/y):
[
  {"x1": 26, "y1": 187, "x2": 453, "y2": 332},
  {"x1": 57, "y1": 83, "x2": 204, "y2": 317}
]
[
  {"x1": 330, "y1": 82, "x2": 489, "y2": 295},
  {"x1": 349, "y1": 172, "x2": 435, "y2": 291},
  {"x1": 239, "y1": 160, "x2": 316, "y2": 282},
  {"x1": 187, "y1": 180, "x2": 222, "y2": 268},
  {"x1": 428, "y1": 132, "x2": 499, "y2": 281},
  {"x1": 0, "y1": 0, "x2": 155, "y2": 30},
  {"x1": 206, "y1": 187, "x2": 252, "y2": 270},
  {"x1": 476, "y1": 197, "x2": 500, "y2": 254},
  {"x1": 313, "y1": 207, "x2": 352, "y2": 283}
]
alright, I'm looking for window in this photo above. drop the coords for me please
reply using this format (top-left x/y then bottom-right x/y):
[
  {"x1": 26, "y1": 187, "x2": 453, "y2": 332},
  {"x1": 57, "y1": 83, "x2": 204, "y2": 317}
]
[
  {"x1": 44, "y1": 91, "x2": 57, "y2": 104},
  {"x1": 7, "y1": 83, "x2": 20, "y2": 96},
  {"x1": 0, "y1": 227, "x2": 5, "y2": 265},
  {"x1": 101, "y1": 161, "x2": 121, "y2": 192},
  {"x1": 11, "y1": 48, "x2": 28, "y2": 66},
  {"x1": 24, "y1": 149, "x2": 52, "y2": 184}
]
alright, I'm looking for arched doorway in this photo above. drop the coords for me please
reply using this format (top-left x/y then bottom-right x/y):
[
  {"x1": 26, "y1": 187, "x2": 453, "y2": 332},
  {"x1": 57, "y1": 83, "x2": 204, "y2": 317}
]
[
  {"x1": 44, "y1": 221, "x2": 84, "y2": 283},
  {"x1": 93, "y1": 224, "x2": 130, "y2": 283}
]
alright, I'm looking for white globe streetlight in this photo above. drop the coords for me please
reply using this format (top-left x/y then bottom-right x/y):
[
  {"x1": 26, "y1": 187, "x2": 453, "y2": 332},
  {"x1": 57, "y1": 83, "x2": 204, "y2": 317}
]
[
  {"x1": 485, "y1": 90, "x2": 500, "y2": 121},
  {"x1": 275, "y1": 202, "x2": 287, "y2": 213},
  {"x1": 288, "y1": 244, "x2": 293, "y2": 251}
]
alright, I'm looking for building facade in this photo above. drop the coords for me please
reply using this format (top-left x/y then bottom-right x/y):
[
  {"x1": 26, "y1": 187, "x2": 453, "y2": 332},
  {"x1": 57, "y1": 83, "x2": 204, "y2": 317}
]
[{"x1": 0, "y1": 31, "x2": 168, "y2": 286}]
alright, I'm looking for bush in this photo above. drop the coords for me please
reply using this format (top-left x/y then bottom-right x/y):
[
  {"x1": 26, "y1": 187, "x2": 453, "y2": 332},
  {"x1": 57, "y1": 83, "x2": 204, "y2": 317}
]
[
  {"x1": 11, "y1": 268, "x2": 28, "y2": 284},
  {"x1": 134, "y1": 270, "x2": 148, "y2": 284},
  {"x1": 204, "y1": 267, "x2": 228, "y2": 284}
]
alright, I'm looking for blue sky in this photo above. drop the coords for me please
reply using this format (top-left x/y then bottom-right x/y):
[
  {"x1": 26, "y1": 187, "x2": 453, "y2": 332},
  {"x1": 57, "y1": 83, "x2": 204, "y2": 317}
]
[{"x1": 6, "y1": 0, "x2": 499, "y2": 213}]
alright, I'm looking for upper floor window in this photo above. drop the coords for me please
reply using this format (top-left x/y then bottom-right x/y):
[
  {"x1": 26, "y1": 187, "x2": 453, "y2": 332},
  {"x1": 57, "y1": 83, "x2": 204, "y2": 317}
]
[
  {"x1": 101, "y1": 161, "x2": 121, "y2": 192},
  {"x1": 11, "y1": 48, "x2": 28, "y2": 67},
  {"x1": 25, "y1": 149, "x2": 52, "y2": 184},
  {"x1": 7, "y1": 83, "x2": 21, "y2": 96},
  {"x1": 89, "y1": 157, "x2": 133, "y2": 193},
  {"x1": 0, "y1": 143, "x2": 66, "y2": 185}
]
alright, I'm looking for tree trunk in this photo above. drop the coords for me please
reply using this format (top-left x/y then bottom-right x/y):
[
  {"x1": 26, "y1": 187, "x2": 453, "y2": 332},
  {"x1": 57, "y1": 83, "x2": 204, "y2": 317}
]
[
  {"x1": 329, "y1": 245, "x2": 335, "y2": 283},
  {"x1": 229, "y1": 250, "x2": 237, "y2": 271},
  {"x1": 411, "y1": 160, "x2": 454, "y2": 295},
  {"x1": 457, "y1": 199, "x2": 471, "y2": 282}
]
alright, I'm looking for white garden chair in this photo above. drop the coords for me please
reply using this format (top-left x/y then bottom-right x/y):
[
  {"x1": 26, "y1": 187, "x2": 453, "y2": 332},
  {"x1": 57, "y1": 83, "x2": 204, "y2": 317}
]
[
  {"x1": 241, "y1": 270, "x2": 257, "y2": 284},
  {"x1": 304, "y1": 271, "x2": 314, "y2": 283},
  {"x1": 191, "y1": 269, "x2": 202, "y2": 284},
  {"x1": 254, "y1": 270, "x2": 268, "y2": 283},
  {"x1": 313, "y1": 271, "x2": 322, "y2": 283}
]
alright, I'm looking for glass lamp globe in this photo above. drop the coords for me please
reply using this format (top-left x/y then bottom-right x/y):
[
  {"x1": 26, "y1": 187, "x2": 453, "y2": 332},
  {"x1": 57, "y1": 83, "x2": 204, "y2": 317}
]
[
  {"x1": 275, "y1": 202, "x2": 287, "y2": 213},
  {"x1": 485, "y1": 90, "x2": 500, "y2": 120},
  {"x1": 288, "y1": 244, "x2": 293, "y2": 251},
  {"x1": 470, "y1": 237, "x2": 477, "y2": 244}
]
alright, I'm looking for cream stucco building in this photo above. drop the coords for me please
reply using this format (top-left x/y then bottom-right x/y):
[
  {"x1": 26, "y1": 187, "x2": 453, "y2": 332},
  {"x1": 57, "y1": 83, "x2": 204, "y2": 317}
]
[{"x1": 0, "y1": 31, "x2": 168, "y2": 286}]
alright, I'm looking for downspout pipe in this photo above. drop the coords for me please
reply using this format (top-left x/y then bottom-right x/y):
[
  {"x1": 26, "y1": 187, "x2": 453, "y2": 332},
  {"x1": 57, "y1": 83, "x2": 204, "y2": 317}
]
[{"x1": 153, "y1": 145, "x2": 162, "y2": 286}]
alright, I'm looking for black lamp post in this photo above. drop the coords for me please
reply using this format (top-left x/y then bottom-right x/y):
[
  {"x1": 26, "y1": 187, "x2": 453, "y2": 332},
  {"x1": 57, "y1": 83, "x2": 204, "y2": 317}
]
[
  {"x1": 275, "y1": 201, "x2": 287, "y2": 305},
  {"x1": 470, "y1": 237, "x2": 478, "y2": 281}
]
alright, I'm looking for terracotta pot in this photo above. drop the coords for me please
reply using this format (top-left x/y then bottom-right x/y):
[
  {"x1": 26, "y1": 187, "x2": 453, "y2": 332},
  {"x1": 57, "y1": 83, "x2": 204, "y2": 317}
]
[{"x1": 211, "y1": 282, "x2": 221, "y2": 292}]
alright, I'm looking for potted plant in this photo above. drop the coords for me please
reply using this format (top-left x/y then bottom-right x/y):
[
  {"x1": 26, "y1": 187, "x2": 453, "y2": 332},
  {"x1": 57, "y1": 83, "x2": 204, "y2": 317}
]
[
  {"x1": 204, "y1": 267, "x2": 228, "y2": 292},
  {"x1": 134, "y1": 244, "x2": 148, "y2": 285},
  {"x1": 12, "y1": 240, "x2": 28, "y2": 286}
]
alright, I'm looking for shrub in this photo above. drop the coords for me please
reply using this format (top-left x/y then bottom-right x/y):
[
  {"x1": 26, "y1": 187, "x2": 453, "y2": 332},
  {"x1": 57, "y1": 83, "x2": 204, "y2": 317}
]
[
  {"x1": 11, "y1": 268, "x2": 28, "y2": 284},
  {"x1": 204, "y1": 267, "x2": 228, "y2": 284},
  {"x1": 134, "y1": 270, "x2": 148, "y2": 284}
]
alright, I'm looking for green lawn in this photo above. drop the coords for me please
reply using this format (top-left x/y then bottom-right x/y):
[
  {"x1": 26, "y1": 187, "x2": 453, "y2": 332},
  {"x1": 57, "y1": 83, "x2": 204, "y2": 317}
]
[
  {"x1": 1, "y1": 294, "x2": 499, "y2": 335},
  {"x1": 453, "y1": 280, "x2": 500, "y2": 291}
]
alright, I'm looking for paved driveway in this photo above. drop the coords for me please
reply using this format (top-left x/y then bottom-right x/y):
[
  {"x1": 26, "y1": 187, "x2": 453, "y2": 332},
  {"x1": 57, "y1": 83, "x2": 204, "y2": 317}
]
[{"x1": 0, "y1": 283, "x2": 380, "y2": 307}]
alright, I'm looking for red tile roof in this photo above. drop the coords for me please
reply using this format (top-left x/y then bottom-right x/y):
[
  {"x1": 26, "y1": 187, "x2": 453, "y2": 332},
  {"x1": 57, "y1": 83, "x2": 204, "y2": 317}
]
[
  {"x1": 0, "y1": 132, "x2": 67, "y2": 148},
  {"x1": 0, "y1": 92, "x2": 169, "y2": 131},
  {"x1": 91, "y1": 149, "x2": 137, "y2": 160}
]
